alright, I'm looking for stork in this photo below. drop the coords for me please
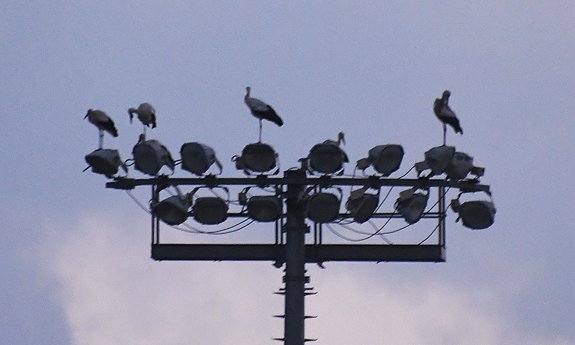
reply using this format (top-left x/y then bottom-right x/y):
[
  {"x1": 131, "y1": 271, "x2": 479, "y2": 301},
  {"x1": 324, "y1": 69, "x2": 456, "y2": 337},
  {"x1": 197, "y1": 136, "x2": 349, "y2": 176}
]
[
  {"x1": 433, "y1": 90, "x2": 463, "y2": 145},
  {"x1": 323, "y1": 131, "x2": 345, "y2": 146},
  {"x1": 324, "y1": 131, "x2": 349, "y2": 162},
  {"x1": 128, "y1": 102, "x2": 157, "y2": 134},
  {"x1": 84, "y1": 109, "x2": 118, "y2": 149},
  {"x1": 244, "y1": 86, "x2": 283, "y2": 142}
]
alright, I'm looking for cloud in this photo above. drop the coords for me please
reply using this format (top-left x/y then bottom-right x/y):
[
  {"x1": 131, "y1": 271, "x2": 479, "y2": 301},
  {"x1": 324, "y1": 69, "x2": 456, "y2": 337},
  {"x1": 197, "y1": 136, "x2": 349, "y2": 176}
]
[{"x1": 43, "y1": 213, "x2": 573, "y2": 345}]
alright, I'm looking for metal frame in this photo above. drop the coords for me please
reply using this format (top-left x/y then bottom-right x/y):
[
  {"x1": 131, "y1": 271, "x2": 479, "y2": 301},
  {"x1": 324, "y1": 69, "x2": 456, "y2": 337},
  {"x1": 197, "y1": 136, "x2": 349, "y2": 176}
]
[{"x1": 106, "y1": 171, "x2": 489, "y2": 345}]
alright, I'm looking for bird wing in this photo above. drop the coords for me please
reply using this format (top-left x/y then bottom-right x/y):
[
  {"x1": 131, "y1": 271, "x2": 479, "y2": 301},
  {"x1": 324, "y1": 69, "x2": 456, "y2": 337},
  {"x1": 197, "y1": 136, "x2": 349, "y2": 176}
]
[{"x1": 246, "y1": 97, "x2": 270, "y2": 112}]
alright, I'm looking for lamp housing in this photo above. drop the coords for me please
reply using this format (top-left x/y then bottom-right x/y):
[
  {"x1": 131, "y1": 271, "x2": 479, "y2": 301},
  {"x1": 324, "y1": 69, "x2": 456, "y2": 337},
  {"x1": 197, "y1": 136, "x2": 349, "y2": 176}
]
[
  {"x1": 247, "y1": 195, "x2": 283, "y2": 222},
  {"x1": 308, "y1": 143, "x2": 348, "y2": 175},
  {"x1": 395, "y1": 188, "x2": 429, "y2": 224},
  {"x1": 192, "y1": 197, "x2": 229, "y2": 225},
  {"x1": 415, "y1": 145, "x2": 455, "y2": 177},
  {"x1": 180, "y1": 142, "x2": 222, "y2": 176},
  {"x1": 451, "y1": 192, "x2": 496, "y2": 230},
  {"x1": 234, "y1": 143, "x2": 278, "y2": 174},
  {"x1": 307, "y1": 192, "x2": 341, "y2": 223},
  {"x1": 345, "y1": 188, "x2": 379, "y2": 223},
  {"x1": 153, "y1": 195, "x2": 190, "y2": 226},
  {"x1": 358, "y1": 145, "x2": 404, "y2": 176},
  {"x1": 133, "y1": 139, "x2": 175, "y2": 176},
  {"x1": 85, "y1": 149, "x2": 127, "y2": 178}
]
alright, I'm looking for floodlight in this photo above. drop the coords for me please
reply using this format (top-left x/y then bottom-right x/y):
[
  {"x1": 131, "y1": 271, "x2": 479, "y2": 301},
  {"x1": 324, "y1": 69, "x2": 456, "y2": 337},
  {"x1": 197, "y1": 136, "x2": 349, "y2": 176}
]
[
  {"x1": 345, "y1": 188, "x2": 379, "y2": 223},
  {"x1": 84, "y1": 149, "x2": 127, "y2": 178},
  {"x1": 153, "y1": 195, "x2": 191, "y2": 226},
  {"x1": 395, "y1": 188, "x2": 429, "y2": 224},
  {"x1": 308, "y1": 143, "x2": 348, "y2": 175},
  {"x1": 247, "y1": 195, "x2": 283, "y2": 222},
  {"x1": 192, "y1": 197, "x2": 229, "y2": 225},
  {"x1": 451, "y1": 192, "x2": 496, "y2": 230},
  {"x1": 233, "y1": 143, "x2": 278, "y2": 174},
  {"x1": 133, "y1": 139, "x2": 175, "y2": 176},
  {"x1": 357, "y1": 145, "x2": 404, "y2": 176},
  {"x1": 445, "y1": 152, "x2": 473, "y2": 180},
  {"x1": 307, "y1": 191, "x2": 341, "y2": 223},
  {"x1": 415, "y1": 145, "x2": 455, "y2": 177},
  {"x1": 180, "y1": 142, "x2": 222, "y2": 176}
]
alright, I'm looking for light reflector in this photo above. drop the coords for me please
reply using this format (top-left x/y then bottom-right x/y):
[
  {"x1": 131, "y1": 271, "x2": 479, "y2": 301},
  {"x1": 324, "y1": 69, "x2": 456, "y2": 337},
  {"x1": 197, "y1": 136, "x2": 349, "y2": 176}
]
[
  {"x1": 446, "y1": 152, "x2": 473, "y2": 180},
  {"x1": 307, "y1": 192, "x2": 340, "y2": 223},
  {"x1": 234, "y1": 143, "x2": 278, "y2": 174},
  {"x1": 247, "y1": 196, "x2": 283, "y2": 222},
  {"x1": 133, "y1": 140, "x2": 175, "y2": 176},
  {"x1": 85, "y1": 149, "x2": 127, "y2": 178},
  {"x1": 415, "y1": 145, "x2": 455, "y2": 177},
  {"x1": 346, "y1": 190, "x2": 379, "y2": 223},
  {"x1": 192, "y1": 197, "x2": 228, "y2": 225},
  {"x1": 395, "y1": 188, "x2": 429, "y2": 224},
  {"x1": 367, "y1": 145, "x2": 404, "y2": 176},
  {"x1": 180, "y1": 142, "x2": 222, "y2": 176},
  {"x1": 153, "y1": 195, "x2": 190, "y2": 225}
]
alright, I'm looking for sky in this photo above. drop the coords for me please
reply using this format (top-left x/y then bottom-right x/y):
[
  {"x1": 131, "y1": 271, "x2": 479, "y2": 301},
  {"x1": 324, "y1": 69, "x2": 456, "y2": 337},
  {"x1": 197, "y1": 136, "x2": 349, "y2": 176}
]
[{"x1": 1, "y1": 1, "x2": 574, "y2": 344}]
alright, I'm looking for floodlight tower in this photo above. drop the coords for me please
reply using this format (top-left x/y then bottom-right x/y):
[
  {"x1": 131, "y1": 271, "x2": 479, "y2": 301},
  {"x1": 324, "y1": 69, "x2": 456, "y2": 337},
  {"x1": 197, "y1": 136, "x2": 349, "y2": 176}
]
[{"x1": 91, "y1": 104, "x2": 495, "y2": 345}]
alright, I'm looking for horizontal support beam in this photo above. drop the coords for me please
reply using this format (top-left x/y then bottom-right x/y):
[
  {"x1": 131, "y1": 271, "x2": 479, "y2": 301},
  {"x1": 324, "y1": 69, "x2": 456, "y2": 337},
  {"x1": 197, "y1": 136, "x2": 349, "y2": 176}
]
[
  {"x1": 107, "y1": 175, "x2": 489, "y2": 192},
  {"x1": 151, "y1": 244, "x2": 445, "y2": 263}
]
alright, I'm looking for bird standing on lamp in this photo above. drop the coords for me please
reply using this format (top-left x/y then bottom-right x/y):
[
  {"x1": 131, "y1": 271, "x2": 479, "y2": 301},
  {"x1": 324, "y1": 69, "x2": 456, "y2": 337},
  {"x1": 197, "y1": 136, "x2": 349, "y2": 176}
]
[
  {"x1": 84, "y1": 109, "x2": 118, "y2": 149},
  {"x1": 244, "y1": 86, "x2": 283, "y2": 142},
  {"x1": 433, "y1": 90, "x2": 462, "y2": 145}
]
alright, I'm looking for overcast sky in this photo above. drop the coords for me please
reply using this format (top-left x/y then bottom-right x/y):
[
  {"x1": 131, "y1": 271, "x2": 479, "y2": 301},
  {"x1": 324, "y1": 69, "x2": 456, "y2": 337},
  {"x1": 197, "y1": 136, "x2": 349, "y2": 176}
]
[{"x1": 2, "y1": 1, "x2": 574, "y2": 344}]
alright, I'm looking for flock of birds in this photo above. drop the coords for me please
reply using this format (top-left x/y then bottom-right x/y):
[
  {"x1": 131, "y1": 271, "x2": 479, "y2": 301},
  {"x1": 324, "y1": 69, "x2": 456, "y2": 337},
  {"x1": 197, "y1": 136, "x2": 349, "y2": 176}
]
[{"x1": 85, "y1": 88, "x2": 463, "y2": 150}]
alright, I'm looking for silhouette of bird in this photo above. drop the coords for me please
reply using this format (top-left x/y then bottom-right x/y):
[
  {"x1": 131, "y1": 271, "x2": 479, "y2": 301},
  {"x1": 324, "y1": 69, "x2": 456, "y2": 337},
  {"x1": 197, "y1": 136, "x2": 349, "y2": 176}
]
[
  {"x1": 84, "y1": 109, "x2": 118, "y2": 149},
  {"x1": 128, "y1": 102, "x2": 156, "y2": 133},
  {"x1": 323, "y1": 131, "x2": 345, "y2": 146},
  {"x1": 244, "y1": 86, "x2": 283, "y2": 142},
  {"x1": 433, "y1": 90, "x2": 462, "y2": 145},
  {"x1": 323, "y1": 131, "x2": 349, "y2": 162}
]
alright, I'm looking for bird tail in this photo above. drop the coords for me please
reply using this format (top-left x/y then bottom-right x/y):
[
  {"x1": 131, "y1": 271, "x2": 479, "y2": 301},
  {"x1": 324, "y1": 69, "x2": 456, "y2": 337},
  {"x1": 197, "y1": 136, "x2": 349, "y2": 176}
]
[{"x1": 271, "y1": 114, "x2": 283, "y2": 127}]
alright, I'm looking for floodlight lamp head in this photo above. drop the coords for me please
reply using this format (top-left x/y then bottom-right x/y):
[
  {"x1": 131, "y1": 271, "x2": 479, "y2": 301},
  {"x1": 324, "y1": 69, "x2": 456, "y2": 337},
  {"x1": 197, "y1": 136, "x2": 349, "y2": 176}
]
[
  {"x1": 358, "y1": 145, "x2": 404, "y2": 176},
  {"x1": 85, "y1": 149, "x2": 127, "y2": 178},
  {"x1": 345, "y1": 188, "x2": 379, "y2": 223},
  {"x1": 395, "y1": 188, "x2": 429, "y2": 224},
  {"x1": 445, "y1": 152, "x2": 474, "y2": 180},
  {"x1": 133, "y1": 139, "x2": 175, "y2": 176},
  {"x1": 233, "y1": 143, "x2": 278, "y2": 175},
  {"x1": 192, "y1": 197, "x2": 229, "y2": 225},
  {"x1": 180, "y1": 142, "x2": 222, "y2": 176},
  {"x1": 307, "y1": 190, "x2": 341, "y2": 223},
  {"x1": 247, "y1": 195, "x2": 283, "y2": 222},
  {"x1": 153, "y1": 195, "x2": 191, "y2": 226},
  {"x1": 451, "y1": 191, "x2": 496, "y2": 230},
  {"x1": 415, "y1": 145, "x2": 455, "y2": 177},
  {"x1": 308, "y1": 143, "x2": 348, "y2": 175}
]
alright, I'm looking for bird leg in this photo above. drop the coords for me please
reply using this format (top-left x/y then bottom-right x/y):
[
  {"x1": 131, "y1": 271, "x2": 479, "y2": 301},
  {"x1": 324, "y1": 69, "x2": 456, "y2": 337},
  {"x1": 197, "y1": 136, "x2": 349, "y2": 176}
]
[
  {"x1": 99, "y1": 130, "x2": 104, "y2": 149},
  {"x1": 442, "y1": 124, "x2": 447, "y2": 146},
  {"x1": 259, "y1": 119, "x2": 262, "y2": 143}
]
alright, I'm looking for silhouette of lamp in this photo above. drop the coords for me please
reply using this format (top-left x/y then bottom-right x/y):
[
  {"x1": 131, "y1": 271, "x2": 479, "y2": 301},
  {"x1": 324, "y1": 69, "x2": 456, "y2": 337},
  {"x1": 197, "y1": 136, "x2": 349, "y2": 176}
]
[
  {"x1": 180, "y1": 142, "x2": 222, "y2": 176},
  {"x1": 356, "y1": 145, "x2": 404, "y2": 176},
  {"x1": 395, "y1": 187, "x2": 429, "y2": 224},
  {"x1": 451, "y1": 191, "x2": 496, "y2": 230}
]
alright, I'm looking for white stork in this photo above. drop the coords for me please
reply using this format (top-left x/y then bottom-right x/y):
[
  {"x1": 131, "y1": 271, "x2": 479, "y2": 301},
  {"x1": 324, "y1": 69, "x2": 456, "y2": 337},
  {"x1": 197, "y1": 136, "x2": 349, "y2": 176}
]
[
  {"x1": 323, "y1": 131, "x2": 345, "y2": 146},
  {"x1": 128, "y1": 102, "x2": 157, "y2": 134},
  {"x1": 433, "y1": 90, "x2": 463, "y2": 145},
  {"x1": 324, "y1": 131, "x2": 349, "y2": 162},
  {"x1": 84, "y1": 109, "x2": 118, "y2": 149},
  {"x1": 244, "y1": 86, "x2": 283, "y2": 142}
]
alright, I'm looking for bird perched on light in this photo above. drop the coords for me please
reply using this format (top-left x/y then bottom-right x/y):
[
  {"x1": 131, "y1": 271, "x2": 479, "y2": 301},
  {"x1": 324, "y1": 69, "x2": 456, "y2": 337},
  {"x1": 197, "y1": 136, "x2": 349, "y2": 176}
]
[
  {"x1": 323, "y1": 131, "x2": 346, "y2": 146},
  {"x1": 433, "y1": 90, "x2": 463, "y2": 145},
  {"x1": 244, "y1": 86, "x2": 283, "y2": 142},
  {"x1": 324, "y1": 131, "x2": 349, "y2": 162},
  {"x1": 128, "y1": 102, "x2": 157, "y2": 133},
  {"x1": 84, "y1": 109, "x2": 118, "y2": 149}
]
